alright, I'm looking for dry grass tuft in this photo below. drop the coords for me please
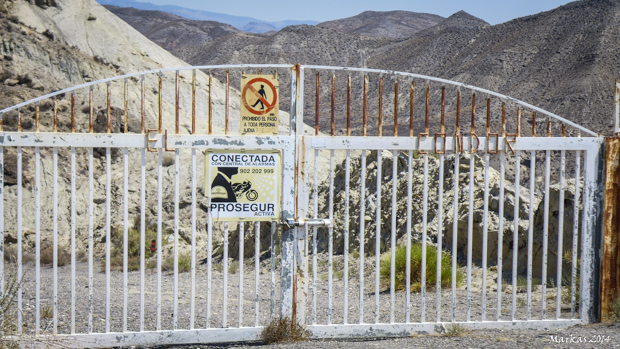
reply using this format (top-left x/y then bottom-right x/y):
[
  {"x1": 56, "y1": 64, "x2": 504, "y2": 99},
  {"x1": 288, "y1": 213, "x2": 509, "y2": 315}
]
[
  {"x1": 260, "y1": 317, "x2": 310, "y2": 344},
  {"x1": 444, "y1": 323, "x2": 468, "y2": 337}
]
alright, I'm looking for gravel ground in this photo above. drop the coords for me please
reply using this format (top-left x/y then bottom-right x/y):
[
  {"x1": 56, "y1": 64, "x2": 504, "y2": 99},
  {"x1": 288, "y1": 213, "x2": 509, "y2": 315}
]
[
  {"x1": 7, "y1": 255, "x2": 619, "y2": 348},
  {"x1": 163, "y1": 322, "x2": 620, "y2": 349}
]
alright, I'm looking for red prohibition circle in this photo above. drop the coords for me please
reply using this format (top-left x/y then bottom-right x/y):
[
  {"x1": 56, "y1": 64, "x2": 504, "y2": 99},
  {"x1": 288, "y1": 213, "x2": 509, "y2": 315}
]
[{"x1": 241, "y1": 77, "x2": 278, "y2": 115}]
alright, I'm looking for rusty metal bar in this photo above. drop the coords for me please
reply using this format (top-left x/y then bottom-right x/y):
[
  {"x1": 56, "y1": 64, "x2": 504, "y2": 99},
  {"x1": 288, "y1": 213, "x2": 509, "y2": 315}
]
[
  {"x1": 532, "y1": 112, "x2": 537, "y2": 137},
  {"x1": 418, "y1": 82, "x2": 429, "y2": 155},
  {"x1": 487, "y1": 98, "x2": 498, "y2": 154},
  {"x1": 315, "y1": 72, "x2": 319, "y2": 136},
  {"x1": 440, "y1": 87, "x2": 445, "y2": 133},
  {"x1": 562, "y1": 123, "x2": 566, "y2": 137},
  {"x1": 175, "y1": 71, "x2": 180, "y2": 134},
  {"x1": 192, "y1": 69, "x2": 196, "y2": 134},
  {"x1": 470, "y1": 93, "x2": 476, "y2": 135},
  {"x1": 434, "y1": 86, "x2": 446, "y2": 154},
  {"x1": 469, "y1": 93, "x2": 478, "y2": 153},
  {"x1": 615, "y1": 80, "x2": 619, "y2": 136},
  {"x1": 363, "y1": 75, "x2": 368, "y2": 136},
  {"x1": 410, "y1": 81, "x2": 414, "y2": 137},
  {"x1": 35, "y1": 102, "x2": 40, "y2": 132},
  {"x1": 486, "y1": 99, "x2": 490, "y2": 136},
  {"x1": 225, "y1": 70, "x2": 229, "y2": 135},
  {"x1": 347, "y1": 75, "x2": 351, "y2": 136},
  {"x1": 54, "y1": 100, "x2": 59, "y2": 133},
  {"x1": 601, "y1": 137, "x2": 620, "y2": 320},
  {"x1": 140, "y1": 76, "x2": 145, "y2": 133},
  {"x1": 331, "y1": 73, "x2": 335, "y2": 136},
  {"x1": 124, "y1": 78, "x2": 128, "y2": 134},
  {"x1": 455, "y1": 90, "x2": 461, "y2": 153},
  {"x1": 18, "y1": 108, "x2": 21, "y2": 132},
  {"x1": 378, "y1": 77, "x2": 383, "y2": 137},
  {"x1": 517, "y1": 108, "x2": 521, "y2": 137},
  {"x1": 394, "y1": 79, "x2": 398, "y2": 137},
  {"x1": 158, "y1": 74, "x2": 163, "y2": 134},
  {"x1": 502, "y1": 103, "x2": 506, "y2": 137},
  {"x1": 424, "y1": 83, "x2": 430, "y2": 134},
  {"x1": 106, "y1": 83, "x2": 111, "y2": 133},
  {"x1": 72, "y1": 91, "x2": 76, "y2": 133},
  {"x1": 84, "y1": 86, "x2": 91, "y2": 133},
  {"x1": 209, "y1": 72, "x2": 213, "y2": 135},
  {"x1": 547, "y1": 118, "x2": 551, "y2": 137}
]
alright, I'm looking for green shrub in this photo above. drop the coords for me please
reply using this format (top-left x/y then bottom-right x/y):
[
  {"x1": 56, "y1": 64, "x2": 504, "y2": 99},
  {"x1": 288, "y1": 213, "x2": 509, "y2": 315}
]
[
  {"x1": 103, "y1": 219, "x2": 168, "y2": 271},
  {"x1": 163, "y1": 253, "x2": 191, "y2": 273},
  {"x1": 379, "y1": 242, "x2": 463, "y2": 292}
]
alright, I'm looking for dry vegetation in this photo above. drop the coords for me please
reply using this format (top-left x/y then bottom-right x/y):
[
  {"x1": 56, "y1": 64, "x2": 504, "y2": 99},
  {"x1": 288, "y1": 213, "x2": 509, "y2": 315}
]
[{"x1": 260, "y1": 317, "x2": 310, "y2": 344}]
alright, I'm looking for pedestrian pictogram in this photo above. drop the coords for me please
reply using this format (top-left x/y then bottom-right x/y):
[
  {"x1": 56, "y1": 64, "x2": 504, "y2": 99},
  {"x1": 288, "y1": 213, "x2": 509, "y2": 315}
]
[{"x1": 240, "y1": 74, "x2": 279, "y2": 135}]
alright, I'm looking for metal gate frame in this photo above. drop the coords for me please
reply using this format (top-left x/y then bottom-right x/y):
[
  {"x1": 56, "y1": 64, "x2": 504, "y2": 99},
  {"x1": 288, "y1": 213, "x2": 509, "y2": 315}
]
[
  {"x1": 292, "y1": 66, "x2": 605, "y2": 338},
  {"x1": 0, "y1": 64, "x2": 607, "y2": 347}
]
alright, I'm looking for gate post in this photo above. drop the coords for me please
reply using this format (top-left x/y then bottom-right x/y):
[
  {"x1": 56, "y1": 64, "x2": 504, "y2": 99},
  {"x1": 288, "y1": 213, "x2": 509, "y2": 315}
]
[
  {"x1": 293, "y1": 66, "x2": 308, "y2": 326},
  {"x1": 280, "y1": 65, "x2": 298, "y2": 319},
  {"x1": 601, "y1": 82, "x2": 620, "y2": 320}
]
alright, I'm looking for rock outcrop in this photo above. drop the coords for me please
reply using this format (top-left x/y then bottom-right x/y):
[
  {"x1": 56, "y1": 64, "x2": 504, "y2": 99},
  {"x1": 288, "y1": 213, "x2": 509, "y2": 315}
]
[{"x1": 316, "y1": 150, "x2": 582, "y2": 280}]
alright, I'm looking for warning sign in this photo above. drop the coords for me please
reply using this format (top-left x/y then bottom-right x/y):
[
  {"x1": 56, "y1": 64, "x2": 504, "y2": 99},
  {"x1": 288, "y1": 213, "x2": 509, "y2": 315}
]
[
  {"x1": 240, "y1": 74, "x2": 279, "y2": 135},
  {"x1": 205, "y1": 150, "x2": 281, "y2": 221}
]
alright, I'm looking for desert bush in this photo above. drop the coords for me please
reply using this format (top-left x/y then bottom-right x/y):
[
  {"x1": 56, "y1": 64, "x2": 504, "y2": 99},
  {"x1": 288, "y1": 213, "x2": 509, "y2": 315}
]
[
  {"x1": 102, "y1": 218, "x2": 167, "y2": 271},
  {"x1": 40, "y1": 246, "x2": 70, "y2": 266},
  {"x1": 379, "y1": 242, "x2": 463, "y2": 292},
  {"x1": 163, "y1": 253, "x2": 191, "y2": 273},
  {"x1": 40, "y1": 304, "x2": 53, "y2": 319},
  {"x1": 516, "y1": 275, "x2": 541, "y2": 293},
  {"x1": 260, "y1": 317, "x2": 309, "y2": 344},
  {"x1": 3, "y1": 246, "x2": 34, "y2": 264}
]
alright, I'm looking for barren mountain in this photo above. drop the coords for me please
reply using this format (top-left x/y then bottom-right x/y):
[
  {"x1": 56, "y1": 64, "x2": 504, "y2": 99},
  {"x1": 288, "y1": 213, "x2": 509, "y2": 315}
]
[
  {"x1": 317, "y1": 10, "x2": 445, "y2": 38},
  {"x1": 417, "y1": 10, "x2": 489, "y2": 34},
  {"x1": 104, "y1": 5, "x2": 241, "y2": 58},
  {"x1": 370, "y1": 0, "x2": 620, "y2": 135}
]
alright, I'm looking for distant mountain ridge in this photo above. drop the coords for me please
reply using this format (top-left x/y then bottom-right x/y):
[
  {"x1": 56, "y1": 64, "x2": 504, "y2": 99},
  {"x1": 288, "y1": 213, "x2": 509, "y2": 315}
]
[
  {"x1": 317, "y1": 10, "x2": 446, "y2": 38},
  {"x1": 96, "y1": 0, "x2": 318, "y2": 33}
]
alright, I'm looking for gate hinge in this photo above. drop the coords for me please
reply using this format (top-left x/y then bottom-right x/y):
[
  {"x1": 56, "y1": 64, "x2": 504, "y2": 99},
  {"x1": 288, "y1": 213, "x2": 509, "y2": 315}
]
[{"x1": 282, "y1": 218, "x2": 332, "y2": 230}]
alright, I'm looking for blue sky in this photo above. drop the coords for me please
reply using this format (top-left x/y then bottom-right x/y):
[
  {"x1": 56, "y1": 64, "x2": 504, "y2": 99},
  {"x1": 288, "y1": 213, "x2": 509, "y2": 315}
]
[{"x1": 141, "y1": 0, "x2": 575, "y2": 24}]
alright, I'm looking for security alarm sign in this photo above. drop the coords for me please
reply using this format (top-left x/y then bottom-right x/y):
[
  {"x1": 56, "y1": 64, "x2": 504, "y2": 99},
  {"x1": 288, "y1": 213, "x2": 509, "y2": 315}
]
[
  {"x1": 205, "y1": 150, "x2": 281, "y2": 221},
  {"x1": 240, "y1": 74, "x2": 279, "y2": 135}
]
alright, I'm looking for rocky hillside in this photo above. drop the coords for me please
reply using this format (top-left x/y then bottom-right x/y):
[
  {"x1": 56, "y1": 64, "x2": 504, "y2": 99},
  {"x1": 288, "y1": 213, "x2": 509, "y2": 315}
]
[
  {"x1": 317, "y1": 10, "x2": 445, "y2": 38},
  {"x1": 316, "y1": 150, "x2": 580, "y2": 278},
  {"x1": 0, "y1": 0, "x2": 251, "y2": 260}
]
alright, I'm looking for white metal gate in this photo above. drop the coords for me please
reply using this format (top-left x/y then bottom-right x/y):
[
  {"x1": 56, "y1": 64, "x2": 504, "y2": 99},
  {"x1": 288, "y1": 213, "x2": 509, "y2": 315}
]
[{"x1": 0, "y1": 64, "x2": 605, "y2": 347}]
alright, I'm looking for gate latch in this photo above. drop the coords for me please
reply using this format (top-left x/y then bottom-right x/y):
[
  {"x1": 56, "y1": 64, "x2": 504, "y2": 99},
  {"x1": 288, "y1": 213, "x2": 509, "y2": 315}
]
[{"x1": 282, "y1": 218, "x2": 332, "y2": 229}]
